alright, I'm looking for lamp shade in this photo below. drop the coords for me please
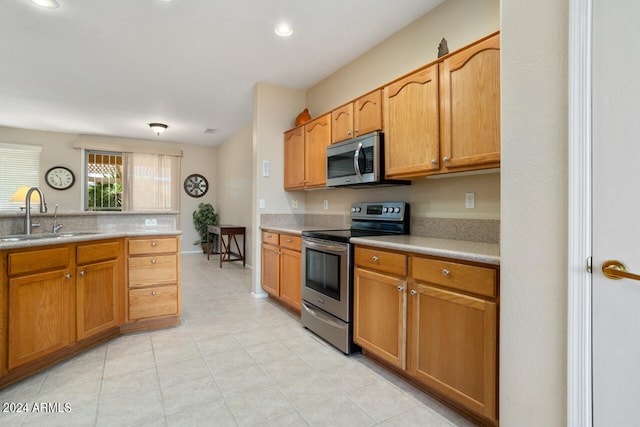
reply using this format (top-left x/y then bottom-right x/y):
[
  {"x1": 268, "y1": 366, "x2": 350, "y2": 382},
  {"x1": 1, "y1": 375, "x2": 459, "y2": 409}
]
[{"x1": 10, "y1": 185, "x2": 40, "y2": 203}]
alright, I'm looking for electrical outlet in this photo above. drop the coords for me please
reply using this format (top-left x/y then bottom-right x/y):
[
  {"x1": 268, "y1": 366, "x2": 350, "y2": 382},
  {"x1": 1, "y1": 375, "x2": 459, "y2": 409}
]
[
  {"x1": 259, "y1": 199, "x2": 266, "y2": 209},
  {"x1": 292, "y1": 200, "x2": 298, "y2": 209},
  {"x1": 145, "y1": 218, "x2": 157, "y2": 226},
  {"x1": 323, "y1": 200, "x2": 329, "y2": 210},
  {"x1": 465, "y1": 192, "x2": 475, "y2": 209}
]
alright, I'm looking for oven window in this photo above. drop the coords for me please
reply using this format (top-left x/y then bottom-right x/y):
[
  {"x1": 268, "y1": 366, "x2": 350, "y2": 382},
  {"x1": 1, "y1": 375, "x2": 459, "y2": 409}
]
[{"x1": 305, "y1": 248, "x2": 341, "y2": 300}]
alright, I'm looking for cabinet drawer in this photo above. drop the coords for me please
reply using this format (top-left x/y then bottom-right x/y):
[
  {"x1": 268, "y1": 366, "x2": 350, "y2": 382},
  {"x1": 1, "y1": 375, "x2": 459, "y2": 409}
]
[
  {"x1": 279, "y1": 234, "x2": 301, "y2": 251},
  {"x1": 8, "y1": 247, "x2": 70, "y2": 276},
  {"x1": 129, "y1": 285, "x2": 178, "y2": 320},
  {"x1": 128, "y1": 237, "x2": 177, "y2": 255},
  {"x1": 128, "y1": 255, "x2": 177, "y2": 287},
  {"x1": 412, "y1": 257, "x2": 496, "y2": 298},
  {"x1": 262, "y1": 231, "x2": 279, "y2": 246},
  {"x1": 355, "y1": 247, "x2": 407, "y2": 276},
  {"x1": 77, "y1": 241, "x2": 120, "y2": 265}
]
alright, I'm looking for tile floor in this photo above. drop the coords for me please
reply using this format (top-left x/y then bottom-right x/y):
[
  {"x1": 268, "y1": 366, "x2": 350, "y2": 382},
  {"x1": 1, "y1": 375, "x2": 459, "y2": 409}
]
[{"x1": 0, "y1": 253, "x2": 478, "y2": 426}]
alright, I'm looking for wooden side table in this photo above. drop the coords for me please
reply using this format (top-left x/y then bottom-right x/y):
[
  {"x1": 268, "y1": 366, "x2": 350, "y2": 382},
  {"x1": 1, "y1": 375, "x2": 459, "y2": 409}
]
[{"x1": 207, "y1": 225, "x2": 246, "y2": 268}]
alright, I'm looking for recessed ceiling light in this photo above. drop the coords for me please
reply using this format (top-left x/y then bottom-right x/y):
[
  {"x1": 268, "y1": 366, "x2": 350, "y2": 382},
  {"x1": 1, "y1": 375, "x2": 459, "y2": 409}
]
[
  {"x1": 32, "y1": 0, "x2": 59, "y2": 8},
  {"x1": 275, "y1": 24, "x2": 293, "y2": 37}
]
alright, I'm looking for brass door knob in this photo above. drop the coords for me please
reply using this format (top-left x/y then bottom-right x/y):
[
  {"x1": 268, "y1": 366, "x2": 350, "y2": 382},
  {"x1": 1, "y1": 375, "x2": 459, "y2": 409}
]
[{"x1": 602, "y1": 260, "x2": 640, "y2": 281}]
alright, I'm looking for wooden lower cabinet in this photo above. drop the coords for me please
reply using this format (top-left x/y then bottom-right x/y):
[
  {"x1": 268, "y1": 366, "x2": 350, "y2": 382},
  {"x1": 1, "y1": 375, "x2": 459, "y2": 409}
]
[
  {"x1": 8, "y1": 269, "x2": 72, "y2": 370},
  {"x1": 126, "y1": 236, "x2": 181, "y2": 322},
  {"x1": 408, "y1": 283, "x2": 497, "y2": 422},
  {"x1": 353, "y1": 267, "x2": 406, "y2": 369},
  {"x1": 354, "y1": 245, "x2": 499, "y2": 426},
  {"x1": 260, "y1": 231, "x2": 302, "y2": 311},
  {"x1": 76, "y1": 260, "x2": 119, "y2": 341}
]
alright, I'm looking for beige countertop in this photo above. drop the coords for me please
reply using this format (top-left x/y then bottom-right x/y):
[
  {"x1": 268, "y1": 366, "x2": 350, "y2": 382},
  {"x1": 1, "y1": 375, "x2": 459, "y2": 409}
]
[
  {"x1": 260, "y1": 225, "x2": 500, "y2": 265},
  {"x1": 0, "y1": 230, "x2": 181, "y2": 250}
]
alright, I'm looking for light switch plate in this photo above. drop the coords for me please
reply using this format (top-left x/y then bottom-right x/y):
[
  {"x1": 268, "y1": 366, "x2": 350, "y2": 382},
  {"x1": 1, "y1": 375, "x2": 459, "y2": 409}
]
[
  {"x1": 465, "y1": 192, "x2": 475, "y2": 209},
  {"x1": 259, "y1": 199, "x2": 266, "y2": 209},
  {"x1": 262, "y1": 160, "x2": 270, "y2": 177}
]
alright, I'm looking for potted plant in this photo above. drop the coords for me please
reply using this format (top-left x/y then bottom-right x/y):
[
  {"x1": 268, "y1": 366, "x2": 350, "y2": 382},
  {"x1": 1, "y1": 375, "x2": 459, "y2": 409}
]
[{"x1": 192, "y1": 202, "x2": 219, "y2": 253}]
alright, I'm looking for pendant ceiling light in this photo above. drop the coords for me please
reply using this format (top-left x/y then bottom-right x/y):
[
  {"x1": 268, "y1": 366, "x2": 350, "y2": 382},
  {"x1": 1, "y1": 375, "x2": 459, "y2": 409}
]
[{"x1": 149, "y1": 123, "x2": 168, "y2": 136}]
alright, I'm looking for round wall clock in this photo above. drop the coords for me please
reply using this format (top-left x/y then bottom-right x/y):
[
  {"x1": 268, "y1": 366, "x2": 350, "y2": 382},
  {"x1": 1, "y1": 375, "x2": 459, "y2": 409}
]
[
  {"x1": 45, "y1": 166, "x2": 75, "y2": 190},
  {"x1": 184, "y1": 173, "x2": 209, "y2": 198}
]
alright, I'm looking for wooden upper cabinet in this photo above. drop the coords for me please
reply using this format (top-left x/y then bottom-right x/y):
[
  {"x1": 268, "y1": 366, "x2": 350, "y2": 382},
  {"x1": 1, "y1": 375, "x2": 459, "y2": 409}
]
[
  {"x1": 383, "y1": 64, "x2": 440, "y2": 178},
  {"x1": 284, "y1": 127, "x2": 305, "y2": 190},
  {"x1": 304, "y1": 114, "x2": 331, "y2": 188},
  {"x1": 332, "y1": 90, "x2": 382, "y2": 144},
  {"x1": 440, "y1": 33, "x2": 500, "y2": 171}
]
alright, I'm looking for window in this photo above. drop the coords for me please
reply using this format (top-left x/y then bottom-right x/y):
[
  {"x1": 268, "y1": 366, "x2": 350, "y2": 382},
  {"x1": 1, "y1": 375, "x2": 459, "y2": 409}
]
[
  {"x1": 85, "y1": 150, "x2": 180, "y2": 212},
  {"x1": 86, "y1": 151, "x2": 123, "y2": 211},
  {"x1": 0, "y1": 143, "x2": 41, "y2": 211}
]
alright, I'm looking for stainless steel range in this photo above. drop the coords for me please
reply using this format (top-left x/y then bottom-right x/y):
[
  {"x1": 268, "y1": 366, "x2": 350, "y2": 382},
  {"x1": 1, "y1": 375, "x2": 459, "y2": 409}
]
[{"x1": 301, "y1": 201, "x2": 410, "y2": 354}]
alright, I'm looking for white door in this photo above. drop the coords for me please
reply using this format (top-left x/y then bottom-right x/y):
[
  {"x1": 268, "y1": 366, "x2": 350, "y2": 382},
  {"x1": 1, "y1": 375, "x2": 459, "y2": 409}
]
[{"x1": 592, "y1": 0, "x2": 640, "y2": 424}]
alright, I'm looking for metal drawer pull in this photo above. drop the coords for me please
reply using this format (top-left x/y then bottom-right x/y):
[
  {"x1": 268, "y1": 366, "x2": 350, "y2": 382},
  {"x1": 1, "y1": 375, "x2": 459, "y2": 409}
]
[
  {"x1": 410, "y1": 290, "x2": 417, "y2": 296},
  {"x1": 151, "y1": 291, "x2": 157, "y2": 296},
  {"x1": 602, "y1": 260, "x2": 640, "y2": 281},
  {"x1": 442, "y1": 269, "x2": 450, "y2": 276},
  {"x1": 151, "y1": 241, "x2": 157, "y2": 247},
  {"x1": 397, "y1": 285, "x2": 404, "y2": 292},
  {"x1": 65, "y1": 273, "x2": 72, "y2": 280},
  {"x1": 151, "y1": 259, "x2": 157, "y2": 264},
  {"x1": 372, "y1": 256, "x2": 379, "y2": 262},
  {"x1": 80, "y1": 270, "x2": 85, "y2": 276}
]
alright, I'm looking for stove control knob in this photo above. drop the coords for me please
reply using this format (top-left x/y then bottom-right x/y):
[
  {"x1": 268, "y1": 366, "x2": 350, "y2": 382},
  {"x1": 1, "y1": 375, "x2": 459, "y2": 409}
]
[
  {"x1": 394, "y1": 207, "x2": 401, "y2": 213},
  {"x1": 383, "y1": 207, "x2": 389, "y2": 213},
  {"x1": 356, "y1": 207, "x2": 361, "y2": 212},
  {"x1": 351, "y1": 207, "x2": 356, "y2": 212}
]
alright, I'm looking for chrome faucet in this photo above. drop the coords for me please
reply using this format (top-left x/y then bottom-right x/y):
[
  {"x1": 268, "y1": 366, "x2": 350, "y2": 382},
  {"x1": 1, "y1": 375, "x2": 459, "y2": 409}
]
[
  {"x1": 25, "y1": 187, "x2": 47, "y2": 235},
  {"x1": 52, "y1": 204, "x2": 62, "y2": 233}
]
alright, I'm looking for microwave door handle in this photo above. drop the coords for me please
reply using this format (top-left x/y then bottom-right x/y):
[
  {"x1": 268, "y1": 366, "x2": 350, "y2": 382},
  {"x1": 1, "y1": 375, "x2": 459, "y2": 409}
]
[{"x1": 353, "y1": 142, "x2": 363, "y2": 180}]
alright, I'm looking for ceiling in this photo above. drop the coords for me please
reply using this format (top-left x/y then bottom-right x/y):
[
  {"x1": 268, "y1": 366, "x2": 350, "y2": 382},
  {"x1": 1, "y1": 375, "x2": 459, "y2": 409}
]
[{"x1": 0, "y1": 0, "x2": 443, "y2": 146}]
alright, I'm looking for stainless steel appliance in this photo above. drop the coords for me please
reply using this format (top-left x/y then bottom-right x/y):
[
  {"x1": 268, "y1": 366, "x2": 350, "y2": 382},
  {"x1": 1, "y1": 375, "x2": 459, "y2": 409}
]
[
  {"x1": 301, "y1": 201, "x2": 410, "y2": 354},
  {"x1": 325, "y1": 132, "x2": 410, "y2": 188}
]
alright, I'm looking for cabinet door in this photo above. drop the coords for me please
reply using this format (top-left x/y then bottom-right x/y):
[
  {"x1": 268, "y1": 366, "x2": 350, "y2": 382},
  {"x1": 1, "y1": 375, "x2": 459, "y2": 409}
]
[
  {"x1": 279, "y1": 247, "x2": 301, "y2": 310},
  {"x1": 304, "y1": 114, "x2": 331, "y2": 188},
  {"x1": 383, "y1": 64, "x2": 440, "y2": 178},
  {"x1": 284, "y1": 127, "x2": 305, "y2": 190},
  {"x1": 353, "y1": 267, "x2": 406, "y2": 369},
  {"x1": 354, "y1": 90, "x2": 382, "y2": 137},
  {"x1": 8, "y1": 269, "x2": 72, "y2": 370},
  {"x1": 261, "y1": 243, "x2": 280, "y2": 296},
  {"x1": 331, "y1": 103, "x2": 354, "y2": 143},
  {"x1": 77, "y1": 260, "x2": 118, "y2": 340},
  {"x1": 408, "y1": 283, "x2": 497, "y2": 421},
  {"x1": 440, "y1": 34, "x2": 500, "y2": 171}
]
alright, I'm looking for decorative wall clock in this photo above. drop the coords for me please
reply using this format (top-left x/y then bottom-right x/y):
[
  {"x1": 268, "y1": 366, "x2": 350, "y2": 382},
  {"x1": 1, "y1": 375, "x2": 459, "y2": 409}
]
[
  {"x1": 45, "y1": 166, "x2": 75, "y2": 190},
  {"x1": 183, "y1": 173, "x2": 209, "y2": 198}
]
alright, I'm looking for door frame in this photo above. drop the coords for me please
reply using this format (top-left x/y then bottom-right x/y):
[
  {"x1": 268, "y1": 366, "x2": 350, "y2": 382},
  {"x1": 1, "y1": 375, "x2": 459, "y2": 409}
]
[{"x1": 567, "y1": 0, "x2": 592, "y2": 425}]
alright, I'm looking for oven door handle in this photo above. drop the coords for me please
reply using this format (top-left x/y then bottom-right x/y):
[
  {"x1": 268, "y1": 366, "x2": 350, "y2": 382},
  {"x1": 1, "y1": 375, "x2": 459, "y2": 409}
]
[
  {"x1": 304, "y1": 239, "x2": 348, "y2": 253},
  {"x1": 353, "y1": 142, "x2": 363, "y2": 180}
]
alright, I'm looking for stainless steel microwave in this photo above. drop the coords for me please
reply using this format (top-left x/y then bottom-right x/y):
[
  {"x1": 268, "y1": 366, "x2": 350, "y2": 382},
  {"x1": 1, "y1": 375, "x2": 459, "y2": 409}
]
[{"x1": 325, "y1": 132, "x2": 410, "y2": 188}]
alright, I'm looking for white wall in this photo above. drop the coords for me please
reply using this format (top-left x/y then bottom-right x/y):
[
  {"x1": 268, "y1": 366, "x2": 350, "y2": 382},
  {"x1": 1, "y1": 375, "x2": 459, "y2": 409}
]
[
  {"x1": 501, "y1": 0, "x2": 569, "y2": 425},
  {"x1": 215, "y1": 124, "x2": 253, "y2": 266}
]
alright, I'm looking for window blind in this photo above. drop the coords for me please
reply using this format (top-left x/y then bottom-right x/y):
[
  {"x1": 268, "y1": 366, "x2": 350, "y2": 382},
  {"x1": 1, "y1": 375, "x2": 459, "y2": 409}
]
[{"x1": 0, "y1": 143, "x2": 42, "y2": 211}]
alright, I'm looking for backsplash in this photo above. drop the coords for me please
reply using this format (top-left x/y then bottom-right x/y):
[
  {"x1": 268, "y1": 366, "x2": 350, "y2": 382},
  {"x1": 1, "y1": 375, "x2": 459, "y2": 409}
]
[
  {"x1": 261, "y1": 214, "x2": 499, "y2": 243},
  {"x1": 0, "y1": 212, "x2": 179, "y2": 236}
]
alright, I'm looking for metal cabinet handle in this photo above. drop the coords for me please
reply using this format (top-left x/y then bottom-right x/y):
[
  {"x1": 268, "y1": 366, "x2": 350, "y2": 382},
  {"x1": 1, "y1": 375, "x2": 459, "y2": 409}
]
[
  {"x1": 354, "y1": 128, "x2": 359, "y2": 134},
  {"x1": 443, "y1": 157, "x2": 450, "y2": 162},
  {"x1": 151, "y1": 291, "x2": 157, "y2": 296},
  {"x1": 397, "y1": 285, "x2": 404, "y2": 292},
  {"x1": 151, "y1": 241, "x2": 157, "y2": 247},
  {"x1": 151, "y1": 259, "x2": 157, "y2": 264},
  {"x1": 442, "y1": 269, "x2": 450, "y2": 276},
  {"x1": 80, "y1": 270, "x2": 85, "y2": 276},
  {"x1": 431, "y1": 159, "x2": 437, "y2": 165},
  {"x1": 371, "y1": 256, "x2": 379, "y2": 262},
  {"x1": 410, "y1": 290, "x2": 417, "y2": 296},
  {"x1": 602, "y1": 260, "x2": 640, "y2": 281},
  {"x1": 65, "y1": 273, "x2": 72, "y2": 280}
]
